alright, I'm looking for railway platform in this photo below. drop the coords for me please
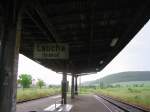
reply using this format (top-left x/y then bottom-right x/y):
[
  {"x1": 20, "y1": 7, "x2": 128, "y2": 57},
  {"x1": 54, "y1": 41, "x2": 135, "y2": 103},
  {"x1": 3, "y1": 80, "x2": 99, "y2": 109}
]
[
  {"x1": 17, "y1": 94, "x2": 150, "y2": 112},
  {"x1": 71, "y1": 95, "x2": 117, "y2": 112},
  {"x1": 17, "y1": 95, "x2": 118, "y2": 112}
]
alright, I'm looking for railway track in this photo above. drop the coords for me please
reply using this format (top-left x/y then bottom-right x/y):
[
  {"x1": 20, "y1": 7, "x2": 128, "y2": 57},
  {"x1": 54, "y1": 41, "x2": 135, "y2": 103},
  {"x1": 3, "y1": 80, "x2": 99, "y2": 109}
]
[{"x1": 96, "y1": 94, "x2": 150, "y2": 112}]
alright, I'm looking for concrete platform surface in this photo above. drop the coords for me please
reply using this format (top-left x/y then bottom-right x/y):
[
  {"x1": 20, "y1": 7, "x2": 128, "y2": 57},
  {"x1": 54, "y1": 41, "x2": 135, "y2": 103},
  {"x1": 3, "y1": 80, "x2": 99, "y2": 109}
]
[
  {"x1": 17, "y1": 95, "x2": 61, "y2": 112},
  {"x1": 71, "y1": 95, "x2": 119, "y2": 112},
  {"x1": 17, "y1": 95, "x2": 120, "y2": 112}
]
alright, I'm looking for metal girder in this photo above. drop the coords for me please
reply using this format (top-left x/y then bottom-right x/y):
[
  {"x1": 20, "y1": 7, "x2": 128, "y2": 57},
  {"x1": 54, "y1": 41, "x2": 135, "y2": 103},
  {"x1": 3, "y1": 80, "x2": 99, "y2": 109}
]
[
  {"x1": 29, "y1": 0, "x2": 60, "y2": 43},
  {"x1": 75, "y1": 76, "x2": 78, "y2": 95},
  {"x1": 87, "y1": 1, "x2": 95, "y2": 68},
  {"x1": 61, "y1": 72, "x2": 67, "y2": 104},
  {"x1": 71, "y1": 74, "x2": 75, "y2": 99},
  {"x1": 25, "y1": 9, "x2": 52, "y2": 42}
]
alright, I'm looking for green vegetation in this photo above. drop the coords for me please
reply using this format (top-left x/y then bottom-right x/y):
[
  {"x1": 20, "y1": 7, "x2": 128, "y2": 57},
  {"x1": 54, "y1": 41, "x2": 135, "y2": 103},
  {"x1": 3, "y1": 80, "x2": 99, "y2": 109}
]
[
  {"x1": 36, "y1": 79, "x2": 45, "y2": 88},
  {"x1": 18, "y1": 74, "x2": 32, "y2": 88},
  {"x1": 17, "y1": 74, "x2": 61, "y2": 102},
  {"x1": 80, "y1": 81, "x2": 150, "y2": 109},
  {"x1": 82, "y1": 71, "x2": 150, "y2": 86},
  {"x1": 80, "y1": 86, "x2": 97, "y2": 94},
  {"x1": 95, "y1": 86, "x2": 150, "y2": 109},
  {"x1": 17, "y1": 87, "x2": 61, "y2": 102}
]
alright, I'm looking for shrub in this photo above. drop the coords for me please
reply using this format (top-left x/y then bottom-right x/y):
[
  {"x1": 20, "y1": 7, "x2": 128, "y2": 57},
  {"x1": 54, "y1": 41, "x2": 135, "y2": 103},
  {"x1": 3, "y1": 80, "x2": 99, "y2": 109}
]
[{"x1": 19, "y1": 74, "x2": 32, "y2": 88}]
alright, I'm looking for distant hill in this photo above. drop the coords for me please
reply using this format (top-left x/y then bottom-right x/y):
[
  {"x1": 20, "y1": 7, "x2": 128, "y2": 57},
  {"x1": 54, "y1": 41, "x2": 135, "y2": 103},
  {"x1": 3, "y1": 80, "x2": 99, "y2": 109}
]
[{"x1": 82, "y1": 71, "x2": 150, "y2": 86}]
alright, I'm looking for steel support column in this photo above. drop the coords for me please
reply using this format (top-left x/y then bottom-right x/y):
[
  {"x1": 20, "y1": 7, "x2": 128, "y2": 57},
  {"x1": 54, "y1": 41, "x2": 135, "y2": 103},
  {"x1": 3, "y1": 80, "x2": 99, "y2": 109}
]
[
  {"x1": 61, "y1": 72, "x2": 67, "y2": 104},
  {"x1": 0, "y1": 1, "x2": 21, "y2": 112},
  {"x1": 75, "y1": 76, "x2": 78, "y2": 95},
  {"x1": 71, "y1": 74, "x2": 75, "y2": 99}
]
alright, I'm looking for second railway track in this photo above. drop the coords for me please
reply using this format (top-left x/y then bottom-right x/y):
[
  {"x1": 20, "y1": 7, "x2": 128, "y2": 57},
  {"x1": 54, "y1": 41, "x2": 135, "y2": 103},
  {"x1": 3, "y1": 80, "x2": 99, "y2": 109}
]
[{"x1": 95, "y1": 94, "x2": 150, "y2": 112}]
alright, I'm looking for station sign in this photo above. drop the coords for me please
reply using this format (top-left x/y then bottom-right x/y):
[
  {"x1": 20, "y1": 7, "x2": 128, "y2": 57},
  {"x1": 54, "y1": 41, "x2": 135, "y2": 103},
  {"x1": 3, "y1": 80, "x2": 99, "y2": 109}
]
[{"x1": 34, "y1": 43, "x2": 69, "y2": 59}]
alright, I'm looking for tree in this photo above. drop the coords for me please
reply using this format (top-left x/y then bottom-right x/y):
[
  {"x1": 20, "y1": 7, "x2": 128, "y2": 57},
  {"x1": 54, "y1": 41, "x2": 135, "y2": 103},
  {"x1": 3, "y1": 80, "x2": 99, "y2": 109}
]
[
  {"x1": 19, "y1": 74, "x2": 32, "y2": 88},
  {"x1": 36, "y1": 79, "x2": 45, "y2": 88}
]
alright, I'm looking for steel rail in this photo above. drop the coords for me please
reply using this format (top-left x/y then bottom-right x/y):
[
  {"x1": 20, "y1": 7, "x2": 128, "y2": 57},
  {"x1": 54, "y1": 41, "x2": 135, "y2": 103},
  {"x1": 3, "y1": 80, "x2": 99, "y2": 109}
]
[{"x1": 96, "y1": 94, "x2": 150, "y2": 112}]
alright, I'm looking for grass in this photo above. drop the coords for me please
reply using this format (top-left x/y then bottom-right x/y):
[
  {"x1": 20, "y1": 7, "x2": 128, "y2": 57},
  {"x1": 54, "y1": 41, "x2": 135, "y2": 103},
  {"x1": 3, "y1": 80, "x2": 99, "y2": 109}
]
[
  {"x1": 80, "y1": 82, "x2": 150, "y2": 109},
  {"x1": 95, "y1": 87, "x2": 150, "y2": 109},
  {"x1": 80, "y1": 87, "x2": 96, "y2": 94},
  {"x1": 17, "y1": 87, "x2": 61, "y2": 102}
]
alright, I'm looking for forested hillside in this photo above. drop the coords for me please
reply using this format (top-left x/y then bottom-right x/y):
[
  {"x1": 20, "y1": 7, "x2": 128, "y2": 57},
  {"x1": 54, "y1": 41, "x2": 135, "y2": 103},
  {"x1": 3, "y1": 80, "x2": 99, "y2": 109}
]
[{"x1": 82, "y1": 71, "x2": 150, "y2": 86}]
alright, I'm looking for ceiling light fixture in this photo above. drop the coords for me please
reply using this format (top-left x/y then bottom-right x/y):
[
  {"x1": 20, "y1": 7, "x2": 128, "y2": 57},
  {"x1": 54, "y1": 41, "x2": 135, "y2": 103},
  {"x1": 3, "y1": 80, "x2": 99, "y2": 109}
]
[
  {"x1": 110, "y1": 38, "x2": 119, "y2": 47},
  {"x1": 99, "y1": 60, "x2": 104, "y2": 64}
]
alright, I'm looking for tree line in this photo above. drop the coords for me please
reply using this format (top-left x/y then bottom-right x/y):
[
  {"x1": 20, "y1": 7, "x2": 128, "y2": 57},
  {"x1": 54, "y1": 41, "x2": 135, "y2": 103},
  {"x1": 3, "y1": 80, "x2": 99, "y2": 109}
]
[{"x1": 17, "y1": 74, "x2": 45, "y2": 88}]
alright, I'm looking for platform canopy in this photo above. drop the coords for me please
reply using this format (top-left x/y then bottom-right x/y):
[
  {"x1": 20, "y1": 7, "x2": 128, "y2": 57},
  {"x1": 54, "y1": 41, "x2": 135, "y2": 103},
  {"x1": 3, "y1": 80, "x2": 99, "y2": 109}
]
[{"x1": 19, "y1": 0, "x2": 150, "y2": 75}]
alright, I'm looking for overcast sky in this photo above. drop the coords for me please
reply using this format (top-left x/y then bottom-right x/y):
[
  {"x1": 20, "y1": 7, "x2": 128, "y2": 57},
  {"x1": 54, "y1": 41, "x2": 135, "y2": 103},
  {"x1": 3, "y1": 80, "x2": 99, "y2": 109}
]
[{"x1": 18, "y1": 19, "x2": 150, "y2": 84}]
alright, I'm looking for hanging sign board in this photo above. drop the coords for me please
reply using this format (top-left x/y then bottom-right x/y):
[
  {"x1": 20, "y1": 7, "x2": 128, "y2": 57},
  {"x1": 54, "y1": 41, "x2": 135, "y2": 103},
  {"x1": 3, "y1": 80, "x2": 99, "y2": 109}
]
[{"x1": 34, "y1": 43, "x2": 69, "y2": 59}]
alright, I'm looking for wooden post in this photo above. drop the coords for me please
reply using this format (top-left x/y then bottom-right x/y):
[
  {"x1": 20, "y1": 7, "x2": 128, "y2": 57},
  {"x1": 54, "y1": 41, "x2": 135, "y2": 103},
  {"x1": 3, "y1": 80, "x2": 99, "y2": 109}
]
[{"x1": 0, "y1": 1, "x2": 21, "y2": 112}]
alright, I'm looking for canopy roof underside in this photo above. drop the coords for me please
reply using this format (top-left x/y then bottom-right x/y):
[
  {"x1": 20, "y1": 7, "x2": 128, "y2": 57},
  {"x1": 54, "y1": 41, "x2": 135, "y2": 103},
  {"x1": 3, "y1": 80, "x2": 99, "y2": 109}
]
[{"x1": 19, "y1": 0, "x2": 150, "y2": 75}]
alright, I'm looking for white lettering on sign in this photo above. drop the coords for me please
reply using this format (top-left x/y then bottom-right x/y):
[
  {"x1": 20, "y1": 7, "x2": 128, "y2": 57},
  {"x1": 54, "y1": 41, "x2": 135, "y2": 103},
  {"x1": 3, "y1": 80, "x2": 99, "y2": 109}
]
[{"x1": 34, "y1": 43, "x2": 69, "y2": 59}]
